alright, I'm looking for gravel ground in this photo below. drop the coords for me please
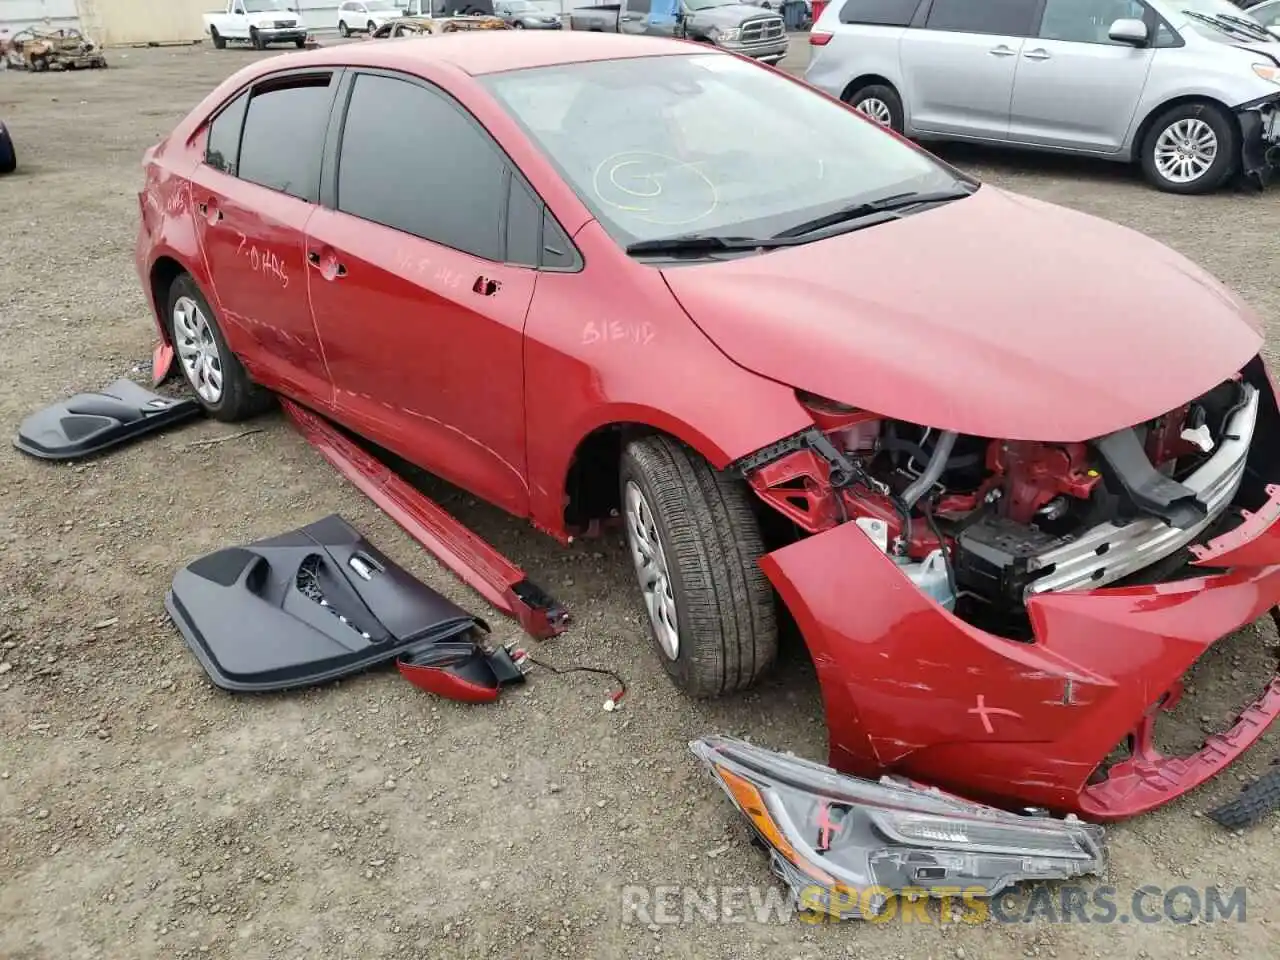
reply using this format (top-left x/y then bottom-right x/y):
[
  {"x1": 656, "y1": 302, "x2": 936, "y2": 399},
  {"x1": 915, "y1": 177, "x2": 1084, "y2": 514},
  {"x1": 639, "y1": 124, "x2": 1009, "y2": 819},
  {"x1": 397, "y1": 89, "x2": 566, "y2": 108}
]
[{"x1": 2, "y1": 36, "x2": 1280, "y2": 960}]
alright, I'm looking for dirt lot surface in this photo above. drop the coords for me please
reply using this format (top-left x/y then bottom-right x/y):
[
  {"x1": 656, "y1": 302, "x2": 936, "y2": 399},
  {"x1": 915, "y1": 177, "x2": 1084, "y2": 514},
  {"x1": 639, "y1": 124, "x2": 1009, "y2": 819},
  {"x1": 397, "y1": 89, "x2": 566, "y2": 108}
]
[{"x1": 3, "y1": 35, "x2": 1280, "y2": 960}]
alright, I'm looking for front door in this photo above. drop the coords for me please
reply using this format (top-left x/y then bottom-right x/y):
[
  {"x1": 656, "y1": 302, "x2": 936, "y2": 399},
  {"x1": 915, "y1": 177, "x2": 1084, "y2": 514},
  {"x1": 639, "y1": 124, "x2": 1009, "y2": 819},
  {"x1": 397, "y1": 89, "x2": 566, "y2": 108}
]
[
  {"x1": 900, "y1": 0, "x2": 1044, "y2": 138},
  {"x1": 1007, "y1": 0, "x2": 1156, "y2": 152},
  {"x1": 306, "y1": 70, "x2": 535, "y2": 517},
  {"x1": 189, "y1": 70, "x2": 340, "y2": 404}
]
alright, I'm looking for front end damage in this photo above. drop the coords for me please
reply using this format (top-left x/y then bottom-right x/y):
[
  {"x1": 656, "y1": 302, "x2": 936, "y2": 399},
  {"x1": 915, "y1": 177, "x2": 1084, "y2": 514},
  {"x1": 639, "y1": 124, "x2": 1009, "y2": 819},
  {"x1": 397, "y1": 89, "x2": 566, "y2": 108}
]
[
  {"x1": 740, "y1": 355, "x2": 1280, "y2": 820},
  {"x1": 1237, "y1": 92, "x2": 1280, "y2": 188}
]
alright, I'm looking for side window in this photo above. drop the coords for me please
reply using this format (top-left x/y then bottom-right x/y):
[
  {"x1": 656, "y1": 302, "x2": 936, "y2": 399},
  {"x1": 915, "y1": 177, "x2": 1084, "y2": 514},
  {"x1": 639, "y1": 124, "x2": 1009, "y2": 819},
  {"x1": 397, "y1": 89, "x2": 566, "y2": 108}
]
[
  {"x1": 205, "y1": 90, "x2": 250, "y2": 175},
  {"x1": 236, "y1": 74, "x2": 334, "y2": 202},
  {"x1": 505, "y1": 176, "x2": 542, "y2": 268},
  {"x1": 337, "y1": 73, "x2": 507, "y2": 262},
  {"x1": 837, "y1": 0, "x2": 921, "y2": 26},
  {"x1": 629, "y1": 0, "x2": 652, "y2": 15},
  {"x1": 925, "y1": 0, "x2": 1040, "y2": 36},
  {"x1": 1038, "y1": 0, "x2": 1147, "y2": 43}
]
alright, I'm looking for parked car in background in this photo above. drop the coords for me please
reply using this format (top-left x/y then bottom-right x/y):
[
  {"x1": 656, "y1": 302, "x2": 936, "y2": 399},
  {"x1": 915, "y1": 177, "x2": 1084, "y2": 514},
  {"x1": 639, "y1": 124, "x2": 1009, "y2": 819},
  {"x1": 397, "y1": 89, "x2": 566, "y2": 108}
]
[
  {"x1": 569, "y1": 0, "x2": 788, "y2": 64},
  {"x1": 494, "y1": 0, "x2": 564, "y2": 27},
  {"x1": 203, "y1": 0, "x2": 308, "y2": 49},
  {"x1": 337, "y1": 0, "x2": 403, "y2": 36},
  {"x1": 806, "y1": 0, "x2": 1280, "y2": 194}
]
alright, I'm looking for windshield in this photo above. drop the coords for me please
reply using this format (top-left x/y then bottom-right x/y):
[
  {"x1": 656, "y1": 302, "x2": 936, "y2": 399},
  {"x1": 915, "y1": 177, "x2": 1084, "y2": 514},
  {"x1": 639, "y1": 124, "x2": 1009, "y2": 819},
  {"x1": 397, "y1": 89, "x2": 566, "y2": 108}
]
[
  {"x1": 1172, "y1": 0, "x2": 1268, "y2": 37},
  {"x1": 481, "y1": 54, "x2": 965, "y2": 249},
  {"x1": 243, "y1": 0, "x2": 291, "y2": 11}
]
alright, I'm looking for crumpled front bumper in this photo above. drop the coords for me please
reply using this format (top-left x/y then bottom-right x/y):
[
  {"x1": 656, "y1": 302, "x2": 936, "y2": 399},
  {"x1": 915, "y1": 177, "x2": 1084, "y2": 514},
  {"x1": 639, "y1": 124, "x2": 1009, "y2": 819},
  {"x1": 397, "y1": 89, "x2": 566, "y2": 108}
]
[
  {"x1": 759, "y1": 374, "x2": 1280, "y2": 822},
  {"x1": 1236, "y1": 91, "x2": 1280, "y2": 189}
]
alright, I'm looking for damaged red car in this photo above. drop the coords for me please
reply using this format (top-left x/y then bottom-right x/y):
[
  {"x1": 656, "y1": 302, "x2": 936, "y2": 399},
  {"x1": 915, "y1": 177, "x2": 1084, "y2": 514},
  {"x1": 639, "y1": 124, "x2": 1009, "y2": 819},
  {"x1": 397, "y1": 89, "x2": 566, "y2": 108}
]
[{"x1": 136, "y1": 31, "x2": 1280, "y2": 821}]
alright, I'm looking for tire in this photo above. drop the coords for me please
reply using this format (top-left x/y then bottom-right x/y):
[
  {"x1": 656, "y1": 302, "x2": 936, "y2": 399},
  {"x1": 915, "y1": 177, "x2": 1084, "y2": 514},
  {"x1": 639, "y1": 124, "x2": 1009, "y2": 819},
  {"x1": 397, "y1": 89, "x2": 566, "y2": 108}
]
[
  {"x1": 1140, "y1": 101, "x2": 1238, "y2": 195},
  {"x1": 211, "y1": 26, "x2": 226, "y2": 48},
  {"x1": 31, "y1": 54, "x2": 48, "y2": 72},
  {"x1": 367, "y1": 20, "x2": 376, "y2": 32},
  {"x1": 339, "y1": 19, "x2": 351, "y2": 36},
  {"x1": 513, "y1": 19, "x2": 524, "y2": 27},
  {"x1": 619, "y1": 435, "x2": 778, "y2": 698},
  {"x1": 294, "y1": 37, "x2": 306, "y2": 47},
  {"x1": 0, "y1": 123, "x2": 15, "y2": 176},
  {"x1": 166, "y1": 274, "x2": 272, "y2": 422},
  {"x1": 250, "y1": 27, "x2": 265, "y2": 50},
  {"x1": 845, "y1": 82, "x2": 904, "y2": 134}
]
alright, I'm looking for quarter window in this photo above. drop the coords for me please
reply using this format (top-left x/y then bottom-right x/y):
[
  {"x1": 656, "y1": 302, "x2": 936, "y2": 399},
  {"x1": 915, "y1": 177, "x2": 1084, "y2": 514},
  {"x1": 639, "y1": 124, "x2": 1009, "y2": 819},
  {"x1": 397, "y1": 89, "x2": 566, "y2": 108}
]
[
  {"x1": 925, "y1": 0, "x2": 1040, "y2": 36},
  {"x1": 337, "y1": 73, "x2": 507, "y2": 261},
  {"x1": 837, "y1": 0, "x2": 921, "y2": 26},
  {"x1": 205, "y1": 90, "x2": 250, "y2": 175},
  {"x1": 236, "y1": 74, "x2": 334, "y2": 202}
]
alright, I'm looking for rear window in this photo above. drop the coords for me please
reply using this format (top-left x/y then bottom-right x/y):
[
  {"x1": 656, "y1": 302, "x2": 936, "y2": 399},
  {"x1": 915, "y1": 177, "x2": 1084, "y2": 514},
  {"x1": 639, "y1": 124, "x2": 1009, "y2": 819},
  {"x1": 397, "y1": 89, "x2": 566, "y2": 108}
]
[
  {"x1": 838, "y1": 0, "x2": 921, "y2": 26},
  {"x1": 924, "y1": 0, "x2": 1041, "y2": 36}
]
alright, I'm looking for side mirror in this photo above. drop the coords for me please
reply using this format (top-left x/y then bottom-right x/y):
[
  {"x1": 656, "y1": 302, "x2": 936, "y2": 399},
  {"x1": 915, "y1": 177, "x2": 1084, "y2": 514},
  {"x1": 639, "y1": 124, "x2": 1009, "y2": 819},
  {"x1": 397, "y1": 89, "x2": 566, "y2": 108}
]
[{"x1": 1108, "y1": 17, "x2": 1148, "y2": 45}]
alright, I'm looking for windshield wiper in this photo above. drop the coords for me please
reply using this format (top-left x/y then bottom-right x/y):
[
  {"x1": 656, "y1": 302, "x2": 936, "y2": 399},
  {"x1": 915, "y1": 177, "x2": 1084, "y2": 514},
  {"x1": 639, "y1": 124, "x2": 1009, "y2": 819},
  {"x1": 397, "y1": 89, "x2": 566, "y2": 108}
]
[
  {"x1": 1216, "y1": 12, "x2": 1276, "y2": 39},
  {"x1": 1182, "y1": 9, "x2": 1271, "y2": 40},
  {"x1": 625, "y1": 234, "x2": 802, "y2": 256},
  {"x1": 770, "y1": 187, "x2": 975, "y2": 241}
]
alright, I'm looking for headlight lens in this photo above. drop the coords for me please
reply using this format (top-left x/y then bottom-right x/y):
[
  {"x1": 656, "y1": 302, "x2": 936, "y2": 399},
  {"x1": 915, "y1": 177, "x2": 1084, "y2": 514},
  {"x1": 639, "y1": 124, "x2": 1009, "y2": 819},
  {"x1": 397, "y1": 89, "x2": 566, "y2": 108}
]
[
  {"x1": 717, "y1": 27, "x2": 741, "y2": 41},
  {"x1": 1254, "y1": 63, "x2": 1280, "y2": 85},
  {"x1": 691, "y1": 735, "x2": 1105, "y2": 920}
]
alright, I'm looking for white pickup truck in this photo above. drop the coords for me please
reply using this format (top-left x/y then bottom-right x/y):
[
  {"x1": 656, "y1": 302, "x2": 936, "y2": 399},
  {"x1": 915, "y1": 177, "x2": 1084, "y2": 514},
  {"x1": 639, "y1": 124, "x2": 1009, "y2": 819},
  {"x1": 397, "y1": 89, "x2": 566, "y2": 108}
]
[{"x1": 203, "y1": 0, "x2": 309, "y2": 49}]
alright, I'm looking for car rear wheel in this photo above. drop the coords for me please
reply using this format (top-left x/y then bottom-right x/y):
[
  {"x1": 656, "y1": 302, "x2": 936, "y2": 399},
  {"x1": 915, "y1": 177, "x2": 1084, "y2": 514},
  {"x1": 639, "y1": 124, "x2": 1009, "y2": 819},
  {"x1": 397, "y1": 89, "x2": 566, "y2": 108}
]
[
  {"x1": 846, "y1": 83, "x2": 904, "y2": 134},
  {"x1": 1140, "y1": 102, "x2": 1238, "y2": 195},
  {"x1": 210, "y1": 26, "x2": 227, "y2": 48},
  {"x1": 0, "y1": 123, "x2": 15, "y2": 175},
  {"x1": 166, "y1": 274, "x2": 272, "y2": 422},
  {"x1": 619, "y1": 435, "x2": 778, "y2": 698}
]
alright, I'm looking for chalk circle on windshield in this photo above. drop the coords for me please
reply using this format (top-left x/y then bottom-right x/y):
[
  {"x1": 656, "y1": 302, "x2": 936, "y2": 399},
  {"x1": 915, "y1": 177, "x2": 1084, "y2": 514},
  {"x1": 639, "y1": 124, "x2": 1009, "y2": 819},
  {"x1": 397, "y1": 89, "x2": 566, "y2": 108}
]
[{"x1": 591, "y1": 151, "x2": 719, "y2": 228}]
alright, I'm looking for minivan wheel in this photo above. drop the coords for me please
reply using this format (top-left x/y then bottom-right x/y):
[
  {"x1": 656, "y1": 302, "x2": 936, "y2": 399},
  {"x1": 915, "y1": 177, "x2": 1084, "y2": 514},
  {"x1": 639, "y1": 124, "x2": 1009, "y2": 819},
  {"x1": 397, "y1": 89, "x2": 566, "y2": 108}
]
[
  {"x1": 166, "y1": 274, "x2": 272, "y2": 422},
  {"x1": 1140, "y1": 102, "x2": 1238, "y2": 195},
  {"x1": 619, "y1": 435, "x2": 778, "y2": 699},
  {"x1": 846, "y1": 83, "x2": 904, "y2": 134}
]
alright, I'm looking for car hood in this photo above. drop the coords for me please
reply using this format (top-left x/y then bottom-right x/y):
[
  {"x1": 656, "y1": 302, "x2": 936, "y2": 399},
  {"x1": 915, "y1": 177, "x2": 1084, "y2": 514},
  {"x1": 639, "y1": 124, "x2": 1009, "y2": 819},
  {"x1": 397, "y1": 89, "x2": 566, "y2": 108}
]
[
  {"x1": 691, "y1": 4, "x2": 777, "y2": 26},
  {"x1": 1230, "y1": 38, "x2": 1280, "y2": 64},
  {"x1": 660, "y1": 186, "x2": 1264, "y2": 442}
]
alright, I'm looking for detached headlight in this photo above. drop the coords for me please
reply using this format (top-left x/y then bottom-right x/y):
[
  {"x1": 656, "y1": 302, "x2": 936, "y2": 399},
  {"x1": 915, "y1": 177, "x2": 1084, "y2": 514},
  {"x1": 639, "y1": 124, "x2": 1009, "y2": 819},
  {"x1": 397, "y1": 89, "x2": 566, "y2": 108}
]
[
  {"x1": 1254, "y1": 63, "x2": 1280, "y2": 85},
  {"x1": 691, "y1": 735, "x2": 1105, "y2": 921}
]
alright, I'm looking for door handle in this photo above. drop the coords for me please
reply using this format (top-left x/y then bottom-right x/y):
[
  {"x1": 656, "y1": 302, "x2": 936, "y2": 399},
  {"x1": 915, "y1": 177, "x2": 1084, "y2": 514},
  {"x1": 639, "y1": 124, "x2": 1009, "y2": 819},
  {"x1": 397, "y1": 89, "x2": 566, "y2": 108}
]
[
  {"x1": 988, "y1": 45, "x2": 1016, "y2": 57},
  {"x1": 308, "y1": 249, "x2": 347, "y2": 279},
  {"x1": 1023, "y1": 48, "x2": 1051, "y2": 60},
  {"x1": 196, "y1": 199, "x2": 223, "y2": 223}
]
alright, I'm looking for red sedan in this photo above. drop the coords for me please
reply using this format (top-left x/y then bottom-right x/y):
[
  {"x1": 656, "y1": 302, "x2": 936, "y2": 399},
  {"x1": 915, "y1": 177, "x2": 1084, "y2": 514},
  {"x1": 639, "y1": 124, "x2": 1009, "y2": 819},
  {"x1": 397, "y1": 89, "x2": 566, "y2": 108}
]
[{"x1": 137, "y1": 31, "x2": 1280, "y2": 820}]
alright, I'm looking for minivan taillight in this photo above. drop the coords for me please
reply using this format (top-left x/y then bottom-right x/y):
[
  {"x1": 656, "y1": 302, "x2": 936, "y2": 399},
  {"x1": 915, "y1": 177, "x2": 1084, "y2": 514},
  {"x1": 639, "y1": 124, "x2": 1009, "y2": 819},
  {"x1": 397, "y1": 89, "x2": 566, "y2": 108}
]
[{"x1": 809, "y1": 31, "x2": 832, "y2": 45}]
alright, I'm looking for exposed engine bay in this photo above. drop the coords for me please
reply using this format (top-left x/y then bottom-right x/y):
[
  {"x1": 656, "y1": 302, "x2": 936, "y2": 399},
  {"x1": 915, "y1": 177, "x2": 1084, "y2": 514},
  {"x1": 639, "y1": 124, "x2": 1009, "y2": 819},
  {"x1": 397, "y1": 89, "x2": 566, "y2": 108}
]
[{"x1": 740, "y1": 366, "x2": 1269, "y2": 639}]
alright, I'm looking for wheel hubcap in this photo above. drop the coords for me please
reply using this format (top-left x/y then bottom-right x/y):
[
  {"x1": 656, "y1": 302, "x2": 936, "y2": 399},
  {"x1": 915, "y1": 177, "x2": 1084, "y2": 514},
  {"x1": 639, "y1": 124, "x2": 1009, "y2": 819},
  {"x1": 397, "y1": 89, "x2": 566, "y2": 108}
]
[
  {"x1": 172, "y1": 296, "x2": 224, "y2": 404},
  {"x1": 623, "y1": 480, "x2": 679, "y2": 660},
  {"x1": 856, "y1": 97, "x2": 893, "y2": 127},
  {"x1": 1153, "y1": 118, "x2": 1217, "y2": 184}
]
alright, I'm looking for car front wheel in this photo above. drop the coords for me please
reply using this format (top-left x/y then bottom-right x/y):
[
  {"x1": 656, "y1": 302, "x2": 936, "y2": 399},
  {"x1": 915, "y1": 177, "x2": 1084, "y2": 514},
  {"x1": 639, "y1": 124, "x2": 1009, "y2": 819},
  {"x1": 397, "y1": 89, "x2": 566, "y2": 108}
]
[
  {"x1": 619, "y1": 435, "x2": 778, "y2": 698},
  {"x1": 166, "y1": 274, "x2": 272, "y2": 422},
  {"x1": 1140, "y1": 102, "x2": 1238, "y2": 195}
]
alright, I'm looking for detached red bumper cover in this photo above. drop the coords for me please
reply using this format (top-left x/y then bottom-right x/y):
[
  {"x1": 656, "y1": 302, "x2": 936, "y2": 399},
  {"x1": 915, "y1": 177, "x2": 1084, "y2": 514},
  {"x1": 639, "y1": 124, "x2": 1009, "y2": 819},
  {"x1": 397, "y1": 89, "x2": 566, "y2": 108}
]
[{"x1": 761, "y1": 484, "x2": 1280, "y2": 822}]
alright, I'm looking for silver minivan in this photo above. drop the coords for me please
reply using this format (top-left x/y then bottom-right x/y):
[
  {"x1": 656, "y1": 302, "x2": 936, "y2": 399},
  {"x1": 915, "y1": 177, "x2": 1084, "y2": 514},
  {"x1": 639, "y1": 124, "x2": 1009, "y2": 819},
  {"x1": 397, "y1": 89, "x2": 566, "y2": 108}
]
[{"x1": 805, "y1": 0, "x2": 1280, "y2": 193}]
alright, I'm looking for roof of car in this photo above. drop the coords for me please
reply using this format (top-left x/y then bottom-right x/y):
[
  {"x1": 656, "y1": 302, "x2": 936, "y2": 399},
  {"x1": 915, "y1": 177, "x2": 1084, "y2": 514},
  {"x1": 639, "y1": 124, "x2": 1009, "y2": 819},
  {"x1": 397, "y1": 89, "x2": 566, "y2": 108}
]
[{"x1": 295, "y1": 30, "x2": 708, "y2": 76}]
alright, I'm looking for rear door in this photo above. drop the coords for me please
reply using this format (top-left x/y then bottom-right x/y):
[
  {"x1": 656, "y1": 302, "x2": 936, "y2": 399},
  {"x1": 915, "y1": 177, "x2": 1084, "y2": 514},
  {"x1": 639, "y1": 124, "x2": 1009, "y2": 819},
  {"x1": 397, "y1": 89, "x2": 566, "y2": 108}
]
[
  {"x1": 188, "y1": 68, "x2": 339, "y2": 404},
  {"x1": 899, "y1": 0, "x2": 1045, "y2": 138},
  {"x1": 305, "y1": 69, "x2": 537, "y2": 516},
  {"x1": 1006, "y1": 0, "x2": 1159, "y2": 152}
]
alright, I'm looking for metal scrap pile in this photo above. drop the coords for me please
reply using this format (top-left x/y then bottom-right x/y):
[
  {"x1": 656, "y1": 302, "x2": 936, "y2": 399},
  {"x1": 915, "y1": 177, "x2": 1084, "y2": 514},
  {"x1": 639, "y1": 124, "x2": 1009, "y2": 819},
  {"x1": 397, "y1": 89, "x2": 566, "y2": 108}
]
[{"x1": 0, "y1": 27, "x2": 108, "y2": 72}]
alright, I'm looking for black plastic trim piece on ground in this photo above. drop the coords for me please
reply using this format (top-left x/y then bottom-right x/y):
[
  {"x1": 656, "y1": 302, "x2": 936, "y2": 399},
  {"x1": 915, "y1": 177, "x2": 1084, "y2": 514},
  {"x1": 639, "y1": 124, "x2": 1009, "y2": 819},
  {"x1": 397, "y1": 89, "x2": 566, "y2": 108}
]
[{"x1": 13, "y1": 378, "x2": 201, "y2": 461}]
